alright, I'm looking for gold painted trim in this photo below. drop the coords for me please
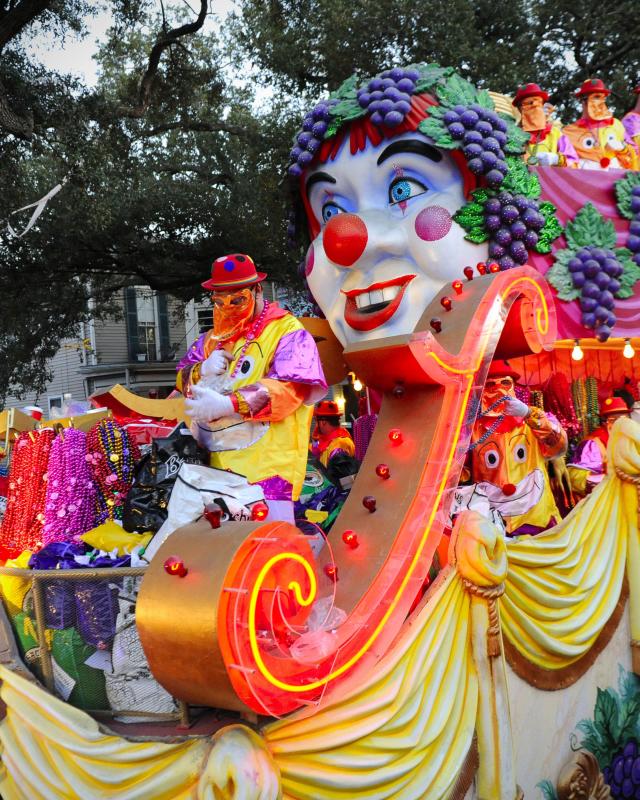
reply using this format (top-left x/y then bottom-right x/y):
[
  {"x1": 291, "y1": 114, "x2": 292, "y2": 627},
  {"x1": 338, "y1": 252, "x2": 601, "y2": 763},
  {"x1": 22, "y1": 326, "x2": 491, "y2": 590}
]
[
  {"x1": 503, "y1": 579, "x2": 628, "y2": 690},
  {"x1": 448, "y1": 735, "x2": 479, "y2": 800}
]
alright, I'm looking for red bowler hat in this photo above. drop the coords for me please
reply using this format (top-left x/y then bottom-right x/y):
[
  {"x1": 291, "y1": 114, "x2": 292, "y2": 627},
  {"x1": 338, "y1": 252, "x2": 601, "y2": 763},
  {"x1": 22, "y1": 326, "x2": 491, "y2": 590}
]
[
  {"x1": 487, "y1": 359, "x2": 521, "y2": 382},
  {"x1": 314, "y1": 400, "x2": 342, "y2": 417},
  {"x1": 575, "y1": 78, "x2": 611, "y2": 97},
  {"x1": 600, "y1": 396, "x2": 629, "y2": 416},
  {"x1": 513, "y1": 83, "x2": 550, "y2": 107},
  {"x1": 201, "y1": 253, "x2": 267, "y2": 291}
]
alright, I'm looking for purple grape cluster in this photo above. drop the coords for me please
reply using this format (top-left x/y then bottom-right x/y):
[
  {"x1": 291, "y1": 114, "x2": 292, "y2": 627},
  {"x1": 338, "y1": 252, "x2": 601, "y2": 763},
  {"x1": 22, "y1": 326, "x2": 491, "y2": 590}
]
[
  {"x1": 568, "y1": 245, "x2": 623, "y2": 341},
  {"x1": 288, "y1": 99, "x2": 338, "y2": 177},
  {"x1": 355, "y1": 67, "x2": 420, "y2": 127},
  {"x1": 627, "y1": 185, "x2": 640, "y2": 267},
  {"x1": 443, "y1": 104, "x2": 509, "y2": 187},
  {"x1": 603, "y1": 740, "x2": 640, "y2": 799},
  {"x1": 484, "y1": 191, "x2": 546, "y2": 269}
]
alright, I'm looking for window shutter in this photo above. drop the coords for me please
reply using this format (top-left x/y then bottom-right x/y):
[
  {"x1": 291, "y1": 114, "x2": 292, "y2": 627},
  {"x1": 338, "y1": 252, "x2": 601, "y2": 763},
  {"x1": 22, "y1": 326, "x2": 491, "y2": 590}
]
[
  {"x1": 124, "y1": 288, "x2": 139, "y2": 360},
  {"x1": 157, "y1": 293, "x2": 171, "y2": 360}
]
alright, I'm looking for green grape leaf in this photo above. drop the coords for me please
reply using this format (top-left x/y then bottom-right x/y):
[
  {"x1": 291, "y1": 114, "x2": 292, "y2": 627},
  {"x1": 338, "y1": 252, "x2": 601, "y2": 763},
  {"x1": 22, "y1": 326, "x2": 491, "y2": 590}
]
[
  {"x1": 618, "y1": 694, "x2": 640, "y2": 744},
  {"x1": 618, "y1": 665, "x2": 640, "y2": 705},
  {"x1": 329, "y1": 98, "x2": 365, "y2": 123},
  {"x1": 325, "y1": 119, "x2": 341, "y2": 139},
  {"x1": 614, "y1": 247, "x2": 640, "y2": 298},
  {"x1": 476, "y1": 88, "x2": 495, "y2": 110},
  {"x1": 576, "y1": 718, "x2": 610, "y2": 769},
  {"x1": 593, "y1": 687, "x2": 622, "y2": 752},
  {"x1": 501, "y1": 157, "x2": 541, "y2": 198},
  {"x1": 615, "y1": 172, "x2": 640, "y2": 220},
  {"x1": 331, "y1": 74, "x2": 359, "y2": 101},
  {"x1": 546, "y1": 249, "x2": 580, "y2": 301},
  {"x1": 536, "y1": 201, "x2": 564, "y2": 254},
  {"x1": 536, "y1": 780, "x2": 559, "y2": 800},
  {"x1": 418, "y1": 117, "x2": 456, "y2": 148},
  {"x1": 414, "y1": 64, "x2": 452, "y2": 94},
  {"x1": 503, "y1": 117, "x2": 529, "y2": 155},
  {"x1": 453, "y1": 195, "x2": 489, "y2": 243},
  {"x1": 565, "y1": 203, "x2": 617, "y2": 250},
  {"x1": 435, "y1": 72, "x2": 477, "y2": 109}
]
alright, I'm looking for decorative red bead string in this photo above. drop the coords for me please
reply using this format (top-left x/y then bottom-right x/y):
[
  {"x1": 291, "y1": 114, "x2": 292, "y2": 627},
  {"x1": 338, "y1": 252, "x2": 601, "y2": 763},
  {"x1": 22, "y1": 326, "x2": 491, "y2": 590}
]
[{"x1": 86, "y1": 420, "x2": 139, "y2": 524}]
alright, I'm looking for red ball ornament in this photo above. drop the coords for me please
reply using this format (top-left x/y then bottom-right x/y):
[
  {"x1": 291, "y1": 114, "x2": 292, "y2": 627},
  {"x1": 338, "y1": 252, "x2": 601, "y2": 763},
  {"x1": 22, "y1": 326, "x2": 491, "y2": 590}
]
[
  {"x1": 342, "y1": 529, "x2": 359, "y2": 549},
  {"x1": 388, "y1": 428, "x2": 403, "y2": 445},
  {"x1": 452, "y1": 279, "x2": 463, "y2": 296},
  {"x1": 251, "y1": 501, "x2": 269, "y2": 521},
  {"x1": 430, "y1": 318, "x2": 442, "y2": 333},
  {"x1": 489, "y1": 262, "x2": 500, "y2": 273},
  {"x1": 164, "y1": 556, "x2": 188, "y2": 578},
  {"x1": 477, "y1": 262, "x2": 487, "y2": 275},
  {"x1": 322, "y1": 213, "x2": 368, "y2": 267},
  {"x1": 463, "y1": 266, "x2": 474, "y2": 281},
  {"x1": 375, "y1": 463, "x2": 391, "y2": 480},
  {"x1": 324, "y1": 563, "x2": 339, "y2": 581},
  {"x1": 440, "y1": 296, "x2": 453, "y2": 311},
  {"x1": 204, "y1": 506, "x2": 222, "y2": 529},
  {"x1": 362, "y1": 495, "x2": 377, "y2": 513}
]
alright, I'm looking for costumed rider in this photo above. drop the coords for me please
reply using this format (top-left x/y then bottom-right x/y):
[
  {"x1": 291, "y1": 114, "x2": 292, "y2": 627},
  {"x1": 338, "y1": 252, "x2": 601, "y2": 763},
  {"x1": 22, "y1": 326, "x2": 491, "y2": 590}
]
[
  {"x1": 563, "y1": 78, "x2": 638, "y2": 170},
  {"x1": 622, "y1": 81, "x2": 640, "y2": 154},
  {"x1": 177, "y1": 253, "x2": 327, "y2": 523},
  {"x1": 514, "y1": 82, "x2": 578, "y2": 167},
  {"x1": 567, "y1": 396, "x2": 631, "y2": 497},
  {"x1": 310, "y1": 400, "x2": 355, "y2": 469},
  {"x1": 454, "y1": 360, "x2": 568, "y2": 537}
]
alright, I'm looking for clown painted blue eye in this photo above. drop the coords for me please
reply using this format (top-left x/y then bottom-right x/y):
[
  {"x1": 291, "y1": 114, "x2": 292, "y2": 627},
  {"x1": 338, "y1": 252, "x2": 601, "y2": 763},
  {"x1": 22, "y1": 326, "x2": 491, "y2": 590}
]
[
  {"x1": 389, "y1": 177, "x2": 427, "y2": 205},
  {"x1": 322, "y1": 202, "x2": 344, "y2": 222}
]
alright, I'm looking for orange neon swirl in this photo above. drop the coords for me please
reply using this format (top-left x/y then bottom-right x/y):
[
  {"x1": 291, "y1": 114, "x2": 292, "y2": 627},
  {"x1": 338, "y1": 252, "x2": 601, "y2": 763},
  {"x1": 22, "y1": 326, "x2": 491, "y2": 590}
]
[{"x1": 243, "y1": 271, "x2": 552, "y2": 695}]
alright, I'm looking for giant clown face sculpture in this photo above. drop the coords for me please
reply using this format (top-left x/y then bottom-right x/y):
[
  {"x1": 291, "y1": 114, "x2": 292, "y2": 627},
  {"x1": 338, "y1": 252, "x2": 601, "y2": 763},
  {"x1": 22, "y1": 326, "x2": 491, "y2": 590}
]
[{"x1": 303, "y1": 130, "x2": 486, "y2": 346}]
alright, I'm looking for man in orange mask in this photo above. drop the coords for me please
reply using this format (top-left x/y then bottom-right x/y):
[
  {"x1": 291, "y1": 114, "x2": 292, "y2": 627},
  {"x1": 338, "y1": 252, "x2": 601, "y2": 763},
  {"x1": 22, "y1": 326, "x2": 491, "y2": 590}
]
[
  {"x1": 177, "y1": 253, "x2": 327, "y2": 522},
  {"x1": 514, "y1": 83, "x2": 578, "y2": 167},
  {"x1": 456, "y1": 361, "x2": 568, "y2": 537},
  {"x1": 563, "y1": 78, "x2": 638, "y2": 170},
  {"x1": 310, "y1": 400, "x2": 355, "y2": 468}
]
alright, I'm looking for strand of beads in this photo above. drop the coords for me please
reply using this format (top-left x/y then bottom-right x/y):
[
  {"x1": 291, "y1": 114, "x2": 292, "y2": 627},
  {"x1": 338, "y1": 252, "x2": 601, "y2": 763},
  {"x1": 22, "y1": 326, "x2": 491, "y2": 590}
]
[
  {"x1": 43, "y1": 429, "x2": 96, "y2": 545},
  {"x1": 0, "y1": 429, "x2": 55, "y2": 556},
  {"x1": 87, "y1": 420, "x2": 139, "y2": 524},
  {"x1": 217, "y1": 300, "x2": 270, "y2": 380},
  {"x1": 585, "y1": 377, "x2": 600, "y2": 433}
]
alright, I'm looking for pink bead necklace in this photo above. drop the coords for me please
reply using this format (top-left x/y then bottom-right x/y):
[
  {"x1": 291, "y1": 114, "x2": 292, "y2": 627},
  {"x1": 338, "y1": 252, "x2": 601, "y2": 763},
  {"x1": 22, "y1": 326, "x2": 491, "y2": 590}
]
[{"x1": 218, "y1": 299, "x2": 270, "y2": 380}]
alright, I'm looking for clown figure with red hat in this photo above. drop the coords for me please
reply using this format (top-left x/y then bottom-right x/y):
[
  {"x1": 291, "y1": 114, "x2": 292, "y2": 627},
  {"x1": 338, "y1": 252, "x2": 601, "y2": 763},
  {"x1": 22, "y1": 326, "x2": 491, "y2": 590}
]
[
  {"x1": 177, "y1": 253, "x2": 327, "y2": 522},
  {"x1": 453, "y1": 361, "x2": 568, "y2": 537},
  {"x1": 563, "y1": 78, "x2": 638, "y2": 170},
  {"x1": 514, "y1": 83, "x2": 578, "y2": 167}
]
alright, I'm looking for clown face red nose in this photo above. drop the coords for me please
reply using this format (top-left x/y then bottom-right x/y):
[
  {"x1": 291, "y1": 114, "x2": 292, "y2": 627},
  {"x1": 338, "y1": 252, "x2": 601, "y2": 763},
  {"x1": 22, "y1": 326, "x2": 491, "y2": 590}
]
[
  {"x1": 322, "y1": 213, "x2": 368, "y2": 266},
  {"x1": 502, "y1": 483, "x2": 517, "y2": 496}
]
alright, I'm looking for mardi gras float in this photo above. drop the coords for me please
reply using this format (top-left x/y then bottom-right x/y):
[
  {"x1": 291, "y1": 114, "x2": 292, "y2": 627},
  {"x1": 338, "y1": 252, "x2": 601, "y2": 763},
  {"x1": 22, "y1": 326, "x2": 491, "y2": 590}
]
[{"x1": 2, "y1": 65, "x2": 640, "y2": 800}]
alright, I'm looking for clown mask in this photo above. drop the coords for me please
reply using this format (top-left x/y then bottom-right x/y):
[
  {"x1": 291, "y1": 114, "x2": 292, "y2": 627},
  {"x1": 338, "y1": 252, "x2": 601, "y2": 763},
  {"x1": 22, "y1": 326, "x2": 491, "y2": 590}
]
[
  {"x1": 212, "y1": 288, "x2": 256, "y2": 341},
  {"x1": 481, "y1": 376, "x2": 515, "y2": 415},
  {"x1": 519, "y1": 96, "x2": 547, "y2": 132},
  {"x1": 584, "y1": 93, "x2": 611, "y2": 122}
]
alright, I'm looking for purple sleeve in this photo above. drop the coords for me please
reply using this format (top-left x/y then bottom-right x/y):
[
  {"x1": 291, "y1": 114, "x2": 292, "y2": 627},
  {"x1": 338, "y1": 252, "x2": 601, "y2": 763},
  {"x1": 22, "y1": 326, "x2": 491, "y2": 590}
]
[
  {"x1": 177, "y1": 333, "x2": 206, "y2": 372},
  {"x1": 266, "y1": 329, "x2": 328, "y2": 404},
  {"x1": 558, "y1": 135, "x2": 578, "y2": 163},
  {"x1": 623, "y1": 112, "x2": 640, "y2": 142},
  {"x1": 569, "y1": 439, "x2": 604, "y2": 473}
]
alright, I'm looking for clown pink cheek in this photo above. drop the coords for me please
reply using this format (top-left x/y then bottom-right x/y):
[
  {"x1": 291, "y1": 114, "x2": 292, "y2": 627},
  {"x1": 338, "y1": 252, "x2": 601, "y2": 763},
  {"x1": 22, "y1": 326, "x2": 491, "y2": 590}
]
[
  {"x1": 305, "y1": 246, "x2": 314, "y2": 277},
  {"x1": 414, "y1": 206, "x2": 452, "y2": 241}
]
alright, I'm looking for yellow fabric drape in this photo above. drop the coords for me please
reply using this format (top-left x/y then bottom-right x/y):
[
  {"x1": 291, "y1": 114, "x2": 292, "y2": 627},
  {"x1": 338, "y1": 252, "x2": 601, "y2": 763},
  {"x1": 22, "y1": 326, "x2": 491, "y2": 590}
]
[
  {"x1": 500, "y1": 416, "x2": 639, "y2": 670},
  {"x1": 263, "y1": 570, "x2": 478, "y2": 800}
]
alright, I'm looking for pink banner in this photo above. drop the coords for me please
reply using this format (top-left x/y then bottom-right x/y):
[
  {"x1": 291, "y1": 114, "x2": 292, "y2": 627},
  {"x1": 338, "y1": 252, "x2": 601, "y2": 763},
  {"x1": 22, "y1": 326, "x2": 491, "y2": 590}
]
[{"x1": 528, "y1": 166, "x2": 638, "y2": 339}]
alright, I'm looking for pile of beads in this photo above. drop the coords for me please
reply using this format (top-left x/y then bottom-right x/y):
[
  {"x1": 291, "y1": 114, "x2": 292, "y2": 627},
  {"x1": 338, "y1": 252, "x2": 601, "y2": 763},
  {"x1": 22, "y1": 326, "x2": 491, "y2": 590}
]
[
  {"x1": 0, "y1": 429, "x2": 55, "y2": 556},
  {"x1": 87, "y1": 420, "x2": 139, "y2": 524},
  {"x1": 43, "y1": 429, "x2": 96, "y2": 545}
]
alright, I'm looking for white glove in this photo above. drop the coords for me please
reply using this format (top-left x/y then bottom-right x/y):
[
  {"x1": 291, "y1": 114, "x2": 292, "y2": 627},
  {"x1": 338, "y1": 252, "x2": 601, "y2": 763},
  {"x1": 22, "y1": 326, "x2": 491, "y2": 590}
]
[
  {"x1": 184, "y1": 384, "x2": 234, "y2": 422},
  {"x1": 201, "y1": 349, "x2": 233, "y2": 379},
  {"x1": 536, "y1": 151, "x2": 559, "y2": 167},
  {"x1": 502, "y1": 397, "x2": 530, "y2": 418}
]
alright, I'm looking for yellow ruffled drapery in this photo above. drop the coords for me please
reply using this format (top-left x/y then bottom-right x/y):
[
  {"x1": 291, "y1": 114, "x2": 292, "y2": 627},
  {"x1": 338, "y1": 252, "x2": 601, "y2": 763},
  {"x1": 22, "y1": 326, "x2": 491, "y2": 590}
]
[{"x1": 500, "y1": 416, "x2": 640, "y2": 675}]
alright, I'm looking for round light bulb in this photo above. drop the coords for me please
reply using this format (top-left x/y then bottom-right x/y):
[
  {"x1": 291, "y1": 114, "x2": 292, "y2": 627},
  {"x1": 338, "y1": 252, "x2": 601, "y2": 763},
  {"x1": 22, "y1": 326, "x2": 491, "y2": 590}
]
[
  {"x1": 353, "y1": 379, "x2": 363, "y2": 392},
  {"x1": 623, "y1": 339, "x2": 635, "y2": 359},
  {"x1": 336, "y1": 395, "x2": 346, "y2": 411},
  {"x1": 571, "y1": 340, "x2": 584, "y2": 362}
]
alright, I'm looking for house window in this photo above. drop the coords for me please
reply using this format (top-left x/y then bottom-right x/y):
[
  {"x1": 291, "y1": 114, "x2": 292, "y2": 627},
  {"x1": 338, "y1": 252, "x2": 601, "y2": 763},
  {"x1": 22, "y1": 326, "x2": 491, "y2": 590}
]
[
  {"x1": 48, "y1": 396, "x2": 63, "y2": 414},
  {"x1": 124, "y1": 287, "x2": 171, "y2": 361},
  {"x1": 197, "y1": 307, "x2": 213, "y2": 334}
]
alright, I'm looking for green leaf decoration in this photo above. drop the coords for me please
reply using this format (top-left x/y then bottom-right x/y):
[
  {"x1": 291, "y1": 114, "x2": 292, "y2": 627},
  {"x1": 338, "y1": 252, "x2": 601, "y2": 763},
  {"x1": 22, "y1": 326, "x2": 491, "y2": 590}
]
[
  {"x1": 325, "y1": 119, "x2": 341, "y2": 139},
  {"x1": 615, "y1": 172, "x2": 640, "y2": 220},
  {"x1": 476, "y1": 88, "x2": 495, "y2": 110},
  {"x1": 536, "y1": 779, "x2": 559, "y2": 800},
  {"x1": 329, "y1": 98, "x2": 365, "y2": 123},
  {"x1": 618, "y1": 665, "x2": 640, "y2": 705},
  {"x1": 565, "y1": 203, "x2": 617, "y2": 250},
  {"x1": 501, "y1": 157, "x2": 541, "y2": 199},
  {"x1": 413, "y1": 63, "x2": 452, "y2": 95},
  {"x1": 331, "y1": 74, "x2": 359, "y2": 101},
  {"x1": 435, "y1": 72, "x2": 478, "y2": 109},
  {"x1": 418, "y1": 117, "x2": 456, "y2": 148},
  {"x1": 453, "y1": 190, "x2": 490, "y2": 243},
  {"x1": 614, "y1": 247, "x2": 640, "y2": 298},
  {"x1": 593, "y1": 687, "x2": 622, "y2": 752},
  {"x1": 546, "y1": 250, "x2": 581, "y2": 301},
  {"x1": 536, "y1": 201, "x2": 564, "y2": 254},
  {"x1": 576, "y1": 718, "x2": 610, "y2": 768},
  {"x1": 502, "y1": 116, "x2": 530, "y2": 155}
]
